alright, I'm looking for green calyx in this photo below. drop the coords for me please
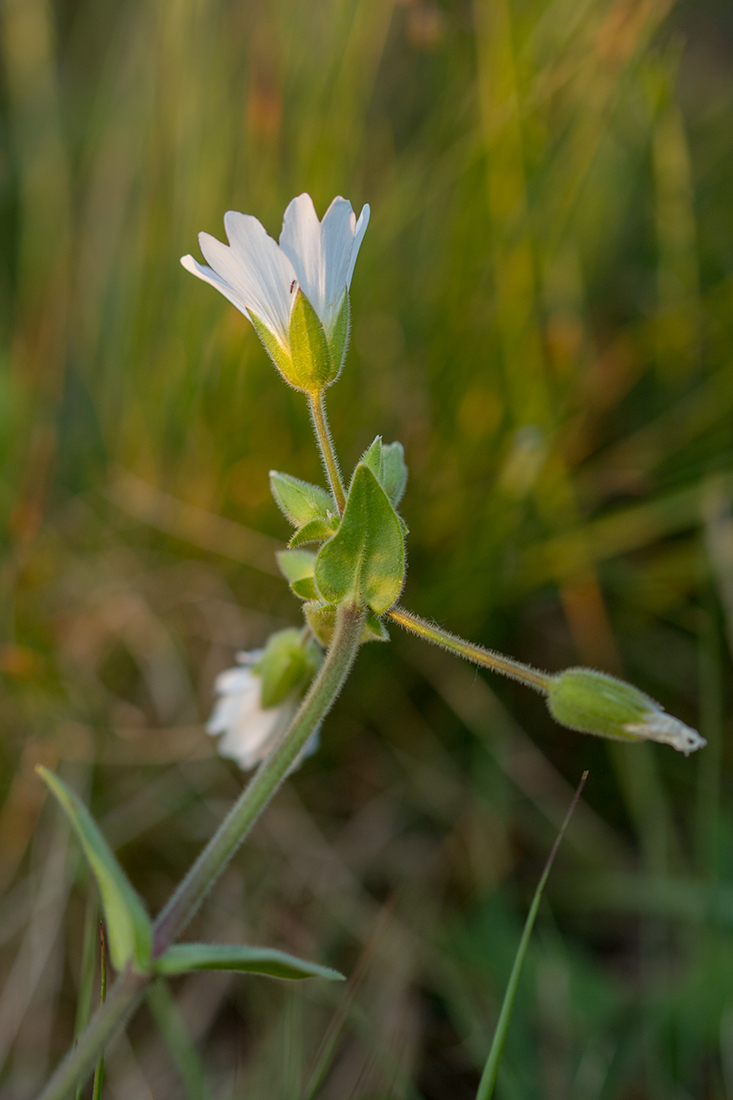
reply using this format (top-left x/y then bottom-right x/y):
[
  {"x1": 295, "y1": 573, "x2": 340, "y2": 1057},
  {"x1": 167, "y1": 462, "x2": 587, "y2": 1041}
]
[
  {"x1": 546, "y1": 668, "x2": 653, "y2": 743},
  {"x1": 253, "y1": 627, "x2": 322, "y2": 709},
  {"x1": 249, "y1": 290, "x2": 349, "y2": 394}
]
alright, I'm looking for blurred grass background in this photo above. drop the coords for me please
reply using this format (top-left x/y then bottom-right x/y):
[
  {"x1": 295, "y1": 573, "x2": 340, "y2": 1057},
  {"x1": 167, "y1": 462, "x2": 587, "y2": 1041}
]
[{"x1": 1, "y1": 0, "x2": 733, "y2": 1095}]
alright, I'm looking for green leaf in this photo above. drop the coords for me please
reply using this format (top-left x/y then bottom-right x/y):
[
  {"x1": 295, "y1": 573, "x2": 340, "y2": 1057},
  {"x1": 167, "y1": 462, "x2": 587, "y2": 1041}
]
[
  {"x1": 381, "y1": 441, "x2": 408, "y2": 506},
  {"x1": 289, "y1": 517, "x2": 338, "y2": 547},
  {"x1": 270, "y1": 471, "x2": 333, "y2": 527},
  {"x1": 288, "y1": 289, "x2": 334, "y2": 391},
  {"x1": 154, "y1": 943, "x2": 345, "y2": 982},
  {"x1": 37, "y1": 767, "x2": 152, "y2": 973},
  {"x1": 326, "y1": 290, "x2": 350, "y2": 380},
  {"x1": 359, "y1": 437, "x2": 408, "y2": 508},
  {"x1": 314, "y1": 464, "x2": 405, "y2": 615},
  {"x1": 276, "y1": 548, "x2": 319, "y2": 600},
  {"x1": 360, "y1": 436, "x2": 384, "y2": 481}
]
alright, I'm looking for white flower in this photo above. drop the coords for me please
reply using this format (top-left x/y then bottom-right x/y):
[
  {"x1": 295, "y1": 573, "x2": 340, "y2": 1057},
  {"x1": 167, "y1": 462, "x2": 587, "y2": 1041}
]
[
  {"x1": 206, "y1": 654, "x2": 319, "y2": 772},
  {"x1": 181, "y1": 194, "x2": 369, "y2": 349}
]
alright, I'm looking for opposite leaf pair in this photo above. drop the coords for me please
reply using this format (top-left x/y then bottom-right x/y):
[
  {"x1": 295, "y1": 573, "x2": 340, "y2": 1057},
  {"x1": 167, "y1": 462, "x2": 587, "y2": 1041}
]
[
  {"x1": 273, "y1": 437, "x2": 409, "y2": 642},
  {"x1": 37, "y1": 768, "x2": 343, "y2": 983}
]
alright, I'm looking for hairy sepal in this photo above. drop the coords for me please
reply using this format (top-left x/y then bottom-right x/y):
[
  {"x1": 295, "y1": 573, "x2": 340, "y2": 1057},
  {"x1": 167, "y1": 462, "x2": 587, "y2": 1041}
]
[{"x1": 288, "y1": 290, "x2": 334, "y2": 391}]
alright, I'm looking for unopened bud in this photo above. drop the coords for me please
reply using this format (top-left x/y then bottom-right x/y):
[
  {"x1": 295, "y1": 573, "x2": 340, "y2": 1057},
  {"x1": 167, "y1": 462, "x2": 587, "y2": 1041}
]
[{"x1": 546, "y1": 668, "x2": 705, "y2": 756}]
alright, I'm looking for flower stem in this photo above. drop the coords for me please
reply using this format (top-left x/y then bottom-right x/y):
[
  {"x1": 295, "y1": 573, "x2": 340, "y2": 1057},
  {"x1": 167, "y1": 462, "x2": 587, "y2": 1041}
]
[
  {"x1": 36, "y1": 603, "x2": 366, "y2": 1100},
  {"x1": 387, "y1": 606, "x2": 553, "y2": 693},
  {"x1": 309, "y1": 391, "x2": 346, "y2": 513},
  {"x1": 152, "y1": 602, "x2": 365, "y2": 954}
]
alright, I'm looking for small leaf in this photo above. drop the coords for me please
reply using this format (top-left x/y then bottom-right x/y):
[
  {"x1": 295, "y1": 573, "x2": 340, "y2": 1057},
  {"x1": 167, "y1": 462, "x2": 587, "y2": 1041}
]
[
  {"x1": 288, "y1": 290, "x2": 333, "y2": 391},
  {"x1": 315, "y1": 465, "x2": 406, "y2": 615},
  {"x1": 276, "y1": 548, "x2": 316, "y2": 583},
  {"x1": 381, "y1": 441, "x2": 408, "y2": 506},
  {"x1": 154, "y1": 943, "x2": 345, "y2": 982},
  {"x1": 289, "y1": 517, "x2": 338, "y2": 548},
  {"x1": 326, "y1": 290, "x2": 350, "y2": 380},
  {"x1": 270, "y1": 471, "x2": 333, "y2": 527},
  {"x1": 37, "y1": 767, "x2": 152, "y2": 973}
]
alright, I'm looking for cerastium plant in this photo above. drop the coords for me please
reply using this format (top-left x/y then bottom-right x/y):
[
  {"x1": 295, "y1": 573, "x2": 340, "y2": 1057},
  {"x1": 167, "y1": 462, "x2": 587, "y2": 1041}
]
[{"x1": 36, "y1": 195, "x2": 705, "y2": 1100}]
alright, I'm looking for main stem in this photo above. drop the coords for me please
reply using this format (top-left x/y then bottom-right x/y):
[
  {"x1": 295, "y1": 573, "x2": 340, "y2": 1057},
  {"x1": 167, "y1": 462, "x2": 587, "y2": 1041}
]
[
  {"x1": 309, "y1": 390, "x2": 346, "y2": 514},
  {"x1": 387, "y1": 606, "x2": 553, "y2": 692},
  {"x1": 37, "y1": 603, "x2": 365, "y2": 1100}
]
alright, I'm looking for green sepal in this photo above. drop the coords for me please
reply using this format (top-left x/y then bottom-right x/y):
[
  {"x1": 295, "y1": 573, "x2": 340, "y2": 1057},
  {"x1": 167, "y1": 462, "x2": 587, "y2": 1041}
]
[
  {"x1": 253, "y1": 628, "x2": 321, "y2": 709},
  {"x1": 315, "y1": 464, "x2": 405, "y2": 614},
  {"x1": 37, "y1": 767, "x2": 152, "y2": 973},
  {"x1": 154, "y1": 943, "x2": 344, "y2": 982},
  {"x1": 270, "y1": 471, "x2": 334, "y2": 528},
  {"x1": 288, "y1": 290, "x2": 333, "y2": 391},
  {"x1": 289, "y1": 516, "x2": 339, "y2": 548},
  {"x1": 304, "y1": 601, "x2": 390, "y2": 646},
  {"x1": 546, "y1": 668, "x2": 650, "y2": 743},
  {"x1": 381, "y1": 441, "x2": 408, "y2": 506},
  {"x1": 326, "y1": 290, "x2": 350, "y2": 380},
  {"x1": 248, "y1": 312, "x2": 296, "y2": 385}
]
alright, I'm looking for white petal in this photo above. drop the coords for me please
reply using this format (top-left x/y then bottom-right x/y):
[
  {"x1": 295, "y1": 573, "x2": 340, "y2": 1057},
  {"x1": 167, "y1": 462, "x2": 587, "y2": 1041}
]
[
  {"x1": 624, "y1": 713, "x2": 706, "y2": 756},
  {"x1": 279, "y1": 194, "x2": 325, "y2": 321},
  {"x1": 346, "y1": 204, "x2": 370, "y2": 288},
  {"x1": 320, "y1": 197, "x2": 358, "y2": 326},
  {"x1": 181, "y1": 255, "x2": 252, "y2": 316},
  {"x1": 198, "y1": 213, "x2": 296, "y2": 343}
]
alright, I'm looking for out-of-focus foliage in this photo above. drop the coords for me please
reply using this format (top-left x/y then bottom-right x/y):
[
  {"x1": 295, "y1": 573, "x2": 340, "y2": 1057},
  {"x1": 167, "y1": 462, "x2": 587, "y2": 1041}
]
[{"x1": 1, "y1": 0, "x2": 733, "y2": 1096}]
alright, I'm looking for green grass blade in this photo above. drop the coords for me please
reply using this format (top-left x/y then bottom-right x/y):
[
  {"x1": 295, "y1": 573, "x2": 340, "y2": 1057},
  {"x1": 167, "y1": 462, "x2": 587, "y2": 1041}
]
[
  {"x1": 146, "y1": 980, "x2": 210, "y2": 1100},
  {"x1": 476, "y1": 771, "x2": 588, "y2": 1100}
]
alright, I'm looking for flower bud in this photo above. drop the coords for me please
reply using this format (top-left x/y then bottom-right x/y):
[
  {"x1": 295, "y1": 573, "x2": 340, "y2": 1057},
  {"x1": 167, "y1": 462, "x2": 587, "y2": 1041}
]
[
  {"x1": 546, "y1": 667, "x2": 705, "y2": 755},
  {"x1": 254, "y1": 628, "x2": 322, "y2": 708}
]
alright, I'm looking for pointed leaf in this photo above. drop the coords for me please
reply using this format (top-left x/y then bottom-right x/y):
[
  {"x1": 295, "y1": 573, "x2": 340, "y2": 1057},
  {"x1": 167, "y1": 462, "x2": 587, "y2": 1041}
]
[
  {"x1": 381, "y1": 441, "x2": 408, "y2": 506},
  {"x1": 360, "y1": 436, "x2": 383, "y2": 481},
  {"x1": 288, "y1": 290, "x2": 333, "y2": 391},
  {"x1": 314, "y1": 464, "x2": 405, "y2": 614},
  {"x1": 289, "y1": 517, "x2": 338, "y2": 547},
  {"x1": 154, "y1": 943, "x2": 345, "y2": 982},
  {"x1": 270, "y1": 471, "x2": 333, "y2": 527},
  {"x1": 37, "y1": 767, "x2": 151, "y2": 972}
]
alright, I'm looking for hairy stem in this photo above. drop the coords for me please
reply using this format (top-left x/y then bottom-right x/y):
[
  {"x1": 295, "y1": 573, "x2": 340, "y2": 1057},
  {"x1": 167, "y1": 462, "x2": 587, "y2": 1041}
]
[
  {"x1": 388, "y1": 606, "x2": 553, "y2": 692},
  {"x1": 37, "y1": 603, "x2": 366, "y2": 1100},
  {"x1": 309, "y1": 391, "x2": 346, "y2": 513}
]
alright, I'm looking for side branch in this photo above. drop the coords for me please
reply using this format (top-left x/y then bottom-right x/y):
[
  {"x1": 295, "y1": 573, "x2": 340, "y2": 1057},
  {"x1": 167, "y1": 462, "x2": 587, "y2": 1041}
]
[{"x1": 387, "y1": 606, "x2": 553, "y2": 693}]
